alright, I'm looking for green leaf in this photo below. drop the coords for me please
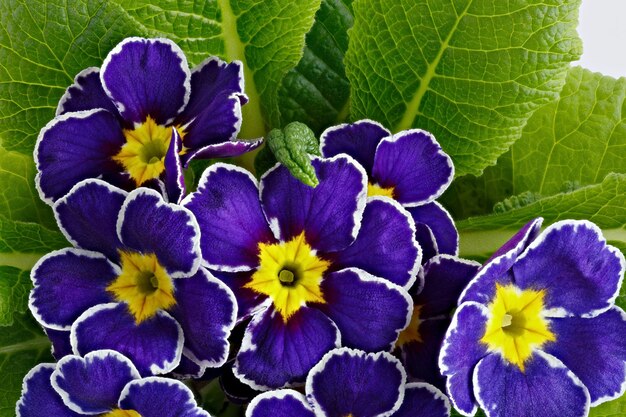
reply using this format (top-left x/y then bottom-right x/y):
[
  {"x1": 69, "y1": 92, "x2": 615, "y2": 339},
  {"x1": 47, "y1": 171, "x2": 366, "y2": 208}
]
[
  {"x1": 0, "y1": 267, "x2": 31, "y2": 327},
  {"x1": 589, "y1": 395, "x2": 626, "y2": 417},
  {"x1": 345, "y1": 0, "x2": 582, "y2": 177},
  {"x1": 277, "y1": 0, "x2": 354, "y2": 132},
  {"x1": 0, "y1": 313, "x2": 52, "y2": 415}
]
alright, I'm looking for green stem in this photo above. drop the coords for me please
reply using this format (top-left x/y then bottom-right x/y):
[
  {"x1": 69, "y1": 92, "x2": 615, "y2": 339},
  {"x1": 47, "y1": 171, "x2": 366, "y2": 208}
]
[
  {"x1": 0, "y1": 252, "x2": 44, "y2": 270},
  {"x1": 0, "y1": 336, "x2": 50, "y2": 354}
]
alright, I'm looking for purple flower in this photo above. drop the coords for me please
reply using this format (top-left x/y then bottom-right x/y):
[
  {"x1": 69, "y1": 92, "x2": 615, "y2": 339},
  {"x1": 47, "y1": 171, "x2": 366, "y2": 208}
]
[
  {"x1": 395, "y1": 255, "x2": 480, "y2": 389},
  {"x1": 246, "y1": 348, "x2": 451, "y2": 417},
  {"x1": 29, "y1": 179, "x2": 236, "y2": 376},
  {"x1": 16, "y1": 350, "x2": 209, "y2": 417},
  {"x1": 36, "y1": 37, "x2": 261, "y2": 204},
  {"x1": 183, "y1": 156, "x2": 420, "y2": 389},
  {"x1": 320, "y1": 120, "x2": 457, "y2": 262},
  {"x1": 439, "y1": 219, "x2": 626, "y2": 417}
]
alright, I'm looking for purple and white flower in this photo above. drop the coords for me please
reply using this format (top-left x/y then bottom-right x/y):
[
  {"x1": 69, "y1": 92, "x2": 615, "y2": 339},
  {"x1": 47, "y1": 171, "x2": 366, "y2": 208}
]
[
  {"x1": 36, "y1": 37, "x2": 260, "y2": 204},
  {"x1": 29, "y1": 179, "x2": 236, "y2": 376},
  {"x1": 246, "y1": 348, "x2": 450, "y2": 417},
  {"x1": 439, "y1": 218, "x2": 626, "y2": 417},
  {"x1": 320, "y1": 120, "x2": 457, "y2": 262},
  {"x1": 183, "y1": 156, "x2": 420, "y2": 389},
  {"x1": 16, "y1": 350, "x2": 209, "y2": 417}
]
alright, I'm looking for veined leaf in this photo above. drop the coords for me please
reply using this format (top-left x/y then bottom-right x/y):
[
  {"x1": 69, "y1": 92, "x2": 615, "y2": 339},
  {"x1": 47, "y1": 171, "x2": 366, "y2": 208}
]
[
  {"x1": 589, "y1": 395, "x2": 626, "y2": 417},
  {"x1": 0, "y1": 267, "x2": 31, "y2": 327},
  {"x1": 345, "y1": 0, "x2": 582, "y2": 177},
  {"x1": 277, "y1": 0, "x2": 354, "y2": 132},
  {"x1": 0, "y1": 313, "x2": 52, "y2": 415}
]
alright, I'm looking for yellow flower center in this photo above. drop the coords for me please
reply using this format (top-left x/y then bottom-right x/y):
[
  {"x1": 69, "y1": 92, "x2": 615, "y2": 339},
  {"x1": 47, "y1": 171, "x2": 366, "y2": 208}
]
[
  {"x1": 367, "y1": 182, "x2": 395, "y2": 198},
  {"x1": 245, "y1": 232, "x2": 330, "y2": 322},
  {"x1": 396, "y1": 305, "x2": 423, "y2": 347},
  {"x1": 113, "y1": 116, "x2": 185, "y2": 185},
  {"x1": 481, "y1": 283, "x2": 555, "y2": 371},
  {"x1": 102, "y1": 409, "x2": 142, "y2": 417},
  {"x1": 106, "y1": 251, "x2": 176, "y2": 323}
]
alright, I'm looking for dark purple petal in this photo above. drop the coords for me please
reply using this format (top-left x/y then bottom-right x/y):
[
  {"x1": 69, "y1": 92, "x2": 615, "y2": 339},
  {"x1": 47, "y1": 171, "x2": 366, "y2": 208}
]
[
  {"x1": 414, "y1": 223, "x2": 439, "y2": 262},
  {"x1": 318, "y1": 268, "x2": 412, "y2": 352},
  {"x1": 16, "y1": 364, "x2": 80, "y2": 417},
  {"x1": 306, "y1": 348, "x2": 405, "y2": 417},
  {"x1": 399, "y1": 318, "x2": 449, "y2": 390},
  {"x1": 182, "y1": 163, "x2": 274, "y2": 272},
  {"x1": 220, "y1": 362, "x2": 262, "y2": 404},
  {"x1": 71, "y1": 303, "x2": 183, "y2": 376},
  {"x1": 392, "y1": 383, "x2": 451, "y2": 417},
  {"x1": 170, "y1": 269, "x2": 237, "y2": 369},
  {"x1": 35, "y1": 109, "x2": 125, "y2": 204},
  {"x1": 212, "y1": 270, "x2": 266, "y2": 324},
  {"x1": 486, "y1": 218, "x2": 543, "y2": 264},
  {"x1": 330, "y1": 197, "x2": 421, "y2": 288},
  {"x1": 56, "y1": 67, "x2": 121, "y2": 117},
  {"x1": 171, "y1": 353, "x2": 206, "y2": 379},
  {"x1": 51, "y1": 350, "x2": 140, "y2": 414},
  {"x1": 30, "y1": 249, "x2": 117, "y2": 330},
  {"x1": 100, "y1": 37, "x2": 190, "y2": 125},
  {"x1": 234, "y1": 305, "x2": 340, "y2": 390},
  {"x1": 372, "y1": 130, "x2": 454, "y2": 206},
  {"x1": 163, "y1": 129, "x2": 185, "y2": 204},
  {"x1": 260, "y1": 155, "x2": 367, "y2": 253},
  {"x1": 513, "y1": 220, "x2": 625, "y2": 317},
  {"x1": 182, "y1": 138, "x2": 263, "y2": 165},
  {"x1": 545, "y1": 306, "x2": 626, "y2": 405},
  {"x1": 319, "y1": 119, "x2": 390, "y2": 173},
  {"x1": 407, "y1": 201, "x2": 459, "y2": 257},
  {"x1": 474, "y1": 352, "x2": 590, "y2": 417},
  {"x1": 439, "y1": 303, "x2": 490, "y2": 415},
  {"x1": 119, "y1": 378, "x2": 209, "y2": 417},
  {"x1": 416, "y1": 255, "x2": 481, "y2": 319},
  {"x1": 246, "y1": 390, "x2": 315, "y2": 417},
  {"x1": 54, "y1": 179, "x2": 127, "y2": 262},
  {"x1": 45, "y1": 328, "x2": 72, "y2": 360},
  {"x1": 118, "y1": 188, "x2": 201, "y2": 278}
]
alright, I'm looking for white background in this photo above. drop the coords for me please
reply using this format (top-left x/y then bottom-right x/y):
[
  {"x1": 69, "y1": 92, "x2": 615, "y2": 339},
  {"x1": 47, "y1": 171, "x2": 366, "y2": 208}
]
[{"x1": 576, "y1": 0, "x2": 626, "y2": 78}]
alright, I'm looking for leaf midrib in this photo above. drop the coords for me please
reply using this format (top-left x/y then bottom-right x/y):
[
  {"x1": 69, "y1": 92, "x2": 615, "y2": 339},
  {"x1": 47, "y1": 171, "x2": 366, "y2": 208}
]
[
  {"x1": 0, "y1": 336, "x2": 50, "y2": 355},
  {"x1": 394, "y1": 0, "x2": 474, "y2": 132}
]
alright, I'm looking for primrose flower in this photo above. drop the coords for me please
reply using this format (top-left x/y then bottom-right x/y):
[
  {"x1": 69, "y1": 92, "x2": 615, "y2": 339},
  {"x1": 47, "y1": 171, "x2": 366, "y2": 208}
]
[
  {"x1": 320, "y1": 120, "x2": 457, "y2": 261},
  {"x1": 439, "y1": 219, "x2": 626, "y2": 417},
  {"x1": 16, "y1": 350, "x2": 209, "y2": 417},
  {"x1": 183, "y1": 156, "x2": 419, "y2": 389},
  {"x1": 29, "y1": 179, "x2": 236, "y2": 376},
  {"x1": 246, "y1": 348, "x2": 451, "y2": 417},
  {"x1": 395, "y1": 255, "x2": 480, "y2": 389},
  {"x1": 36, "y1": 37, "x2": 260, "y2": 204}
]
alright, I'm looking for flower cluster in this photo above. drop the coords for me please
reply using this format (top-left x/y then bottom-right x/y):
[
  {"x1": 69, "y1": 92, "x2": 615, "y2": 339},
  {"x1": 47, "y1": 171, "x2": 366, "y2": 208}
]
[{"x1": 16, "y1": 37, "x2": 626, "y2": 417}]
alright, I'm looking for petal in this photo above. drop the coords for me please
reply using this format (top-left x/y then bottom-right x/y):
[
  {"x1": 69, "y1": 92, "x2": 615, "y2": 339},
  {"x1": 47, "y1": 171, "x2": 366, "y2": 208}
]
[
  {"x1": 392, "y1": 383, "x2": 451, "y2": 417},
  {"x1": 459, "y1": 218, "x2": 543, "y2": 305},
  {"x1": 246, "y1": 390, "x2": 315, "y2": 417},
  {"x1": 16, "y1": 364, "x2": 80, "y2": 417},
  {"x1": 512, "y1": 220, "x2": 625, "y2": 317},
  {"x1": 319, "y1": 119, "x2": 390, "y2": 173},
  {"x1": 439, "y1": 303, "x2": 490, "y2": 416},
  {"x1": 118, "y1": 188, "x2": 201, "y2": 278},
  {"x1": 30, "y1": 249, "x2": 117, "y2": 330},
  {"x1": 170, "y1": 268, "x2": 237, "y2": 369},
  {"x1": 416, "y1": 255, "x2": 481, "y2": 319},
  {"x1": 163, "y1": 129, "x2": 185, "y2": 204},
  {"x1": 399, "y1": 318, "x2": 449, "y2": 389},
  {"x1": 473, "y1": 352, "x2": 590, "y2": 417},
  {"x1": 220, "y1": 363, "x2": 262, "y2": 404},
  {"x1": 407, "y1": 201, "x2": 459, "y2": 257},
  {"x1": 51, "y1": 350, "x2": 140, "y2": 414},
  {"x1": 54, "y1": 179, "x2": 127, "y2": 262},
  {"x1": 119, "y1": 378, "x2": 209, "y2": 417},
  {"x1": 100, "y1": 37, "x2": 191, "y2": 125},
  {"x1": 234, "y1": 305, "x2": 340, "y2": 390},
  {"x1": 306, "y1": 348, "x2": 406, "y2": 417},
  {"x1": 35, "y1": 109, "x2": 125, "y2": 204},
  {"x1": 171, "y1": 353, "x2": 206, "y2": 379},
  {"x1": 71, "y1": 303, "x2": 183, "y2": 376},
  {"x1": 182, "y1": 163, "x2": 274, "y2": 272},
  {"x1": 372, "y1": 130, "x2": 454, "y2": 206},
  {"x1": 318, "y1": 268, "x2": 412, "y2": 352},
  {"x1": 330, "y1": 197, "x2": 421, "y2": 288},
  {"x1": 56, "y1": 67, "x2": 120, "y2": 117},
  {"x1": 176, "y1": 58, "x2": 246, "y2": 151},
  {"x1": 45, "y1": 328, "x2": 72, "y2": 360},
  {"x1": 212, "y1": 270, "x2": 266, "y2": 324},
  {"x1": 182, "y1": 138, "x2": 263, "y2": 165},
  {"x1": 260, "y1": 155, "x2": 367, "y2": 253},
  {"x1": 545, "y1": 306, "x2": 626, "y2": 405}
]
